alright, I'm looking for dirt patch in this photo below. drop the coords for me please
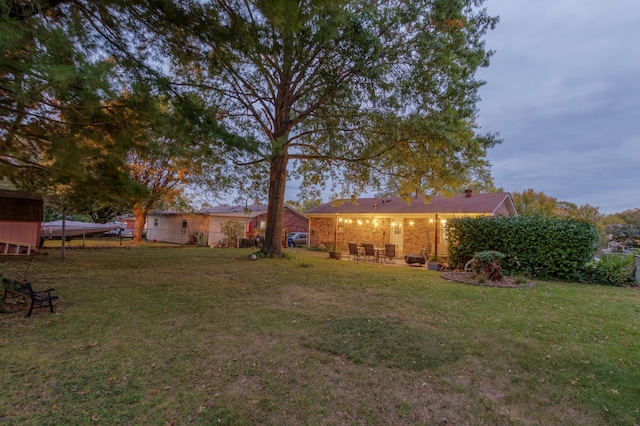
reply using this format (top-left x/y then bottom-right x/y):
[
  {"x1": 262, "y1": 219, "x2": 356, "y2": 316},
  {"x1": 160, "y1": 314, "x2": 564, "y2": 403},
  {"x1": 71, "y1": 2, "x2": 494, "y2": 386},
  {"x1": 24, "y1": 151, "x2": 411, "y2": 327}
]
[{"x1": 441, "y1": 271, "x2": 535, "y2": 289}]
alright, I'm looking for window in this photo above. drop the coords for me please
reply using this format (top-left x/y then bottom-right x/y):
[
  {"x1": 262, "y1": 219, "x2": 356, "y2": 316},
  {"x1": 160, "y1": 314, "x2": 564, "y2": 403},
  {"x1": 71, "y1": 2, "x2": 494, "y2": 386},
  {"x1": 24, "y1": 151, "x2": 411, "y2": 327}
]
[
  {"x1": 153, "y1": 218, "x2": 158, "y2": 227},
  {"x1": 182, "y1": 219, "x2": 188, "y2": 233}
]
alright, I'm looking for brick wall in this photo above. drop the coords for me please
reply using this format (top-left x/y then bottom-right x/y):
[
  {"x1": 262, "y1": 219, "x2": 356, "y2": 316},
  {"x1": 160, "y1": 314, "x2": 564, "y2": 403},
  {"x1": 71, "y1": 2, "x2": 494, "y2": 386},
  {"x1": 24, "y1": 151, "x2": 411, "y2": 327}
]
[
  {"x1": 309, "y1": 217, "x2": 335, "y2": 249},
  {"x1": 310, "y1": 211, "x2": 509, "y2": 257},
  {"x1": 282, "y1": 210, "x2": 309, "y2": 234},
  {"x1": 310, "y1": 216, "x2": 473, "y2": 256},
  {"x1": 252, "y1": 208, "x2": 309, "y2": 236},
  {"x1": 309, "y1": 217, "x2": 392, "y2": 251}
]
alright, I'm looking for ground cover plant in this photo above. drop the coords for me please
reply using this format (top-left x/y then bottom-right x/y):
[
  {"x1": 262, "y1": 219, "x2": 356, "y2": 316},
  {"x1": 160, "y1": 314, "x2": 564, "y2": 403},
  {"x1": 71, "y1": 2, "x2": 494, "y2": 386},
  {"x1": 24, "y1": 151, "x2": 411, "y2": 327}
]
[{"x1": 1, "y1": 247, "x2": 639, "y2": 425}]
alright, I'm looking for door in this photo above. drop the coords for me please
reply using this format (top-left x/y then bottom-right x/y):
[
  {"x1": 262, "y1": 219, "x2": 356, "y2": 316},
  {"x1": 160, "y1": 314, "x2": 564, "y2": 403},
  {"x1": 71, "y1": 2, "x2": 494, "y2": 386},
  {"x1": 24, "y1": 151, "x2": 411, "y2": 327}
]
[{"x1": 389, "y1": 219, "x2": 403, "y2": 255}]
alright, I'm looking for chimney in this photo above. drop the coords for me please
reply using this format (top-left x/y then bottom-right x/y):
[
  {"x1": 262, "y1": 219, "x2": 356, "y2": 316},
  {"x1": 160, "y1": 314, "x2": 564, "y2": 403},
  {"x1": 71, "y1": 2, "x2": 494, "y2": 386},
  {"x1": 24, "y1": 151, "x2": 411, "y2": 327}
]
[{"x1": 465, "y1": 189, "x2": 472, "y2": 198}]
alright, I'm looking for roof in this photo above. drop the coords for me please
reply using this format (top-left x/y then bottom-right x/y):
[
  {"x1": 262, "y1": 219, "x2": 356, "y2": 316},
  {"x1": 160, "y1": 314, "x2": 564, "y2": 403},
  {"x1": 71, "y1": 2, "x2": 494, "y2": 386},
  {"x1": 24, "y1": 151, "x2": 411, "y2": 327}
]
[
  {"x1": 200, "y1": 204, "x2": 268, "y2": 214},
  {"x1": 201, "y1": 204, "x2": 308, "y2": 220},
  {"x1": 150, "y1": 204, "x2": 307, "y2": 219},
  {"x1": 305, "y1": 192, "x2": 516, "y2": 216},
  {"x1": 0, "y1": 189, "x2": 43, "y2": 222},
  {"x1": 200, "y1": 204, "x2": 268, "y2": 218},
  {"x1": 0, "y1": 189, "x2": 43, "y2": 201}
]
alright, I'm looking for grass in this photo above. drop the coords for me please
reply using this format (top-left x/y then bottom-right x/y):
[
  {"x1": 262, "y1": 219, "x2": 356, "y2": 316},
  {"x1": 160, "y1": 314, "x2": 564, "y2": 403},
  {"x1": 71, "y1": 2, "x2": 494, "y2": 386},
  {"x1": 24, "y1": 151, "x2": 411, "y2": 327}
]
[{"x1": 1, "y1": 246, "x2": 639, "y2": 425}]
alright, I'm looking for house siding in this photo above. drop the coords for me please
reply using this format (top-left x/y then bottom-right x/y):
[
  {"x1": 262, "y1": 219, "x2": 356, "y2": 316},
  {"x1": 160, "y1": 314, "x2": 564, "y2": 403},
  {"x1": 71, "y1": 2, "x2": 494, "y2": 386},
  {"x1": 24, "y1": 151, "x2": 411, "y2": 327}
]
[
  {"x1": 146, "y1": 214, "x2": 208, "y2": 244},
  {"x1": 207, "y1": 216, "x2": 251, "y2": 247},
  {"x1": 494, "y1": 200, "x2": 513, "y2": 216},
  {"x1": 0, "y1": 221, "x2": 42, "y2": 253}
]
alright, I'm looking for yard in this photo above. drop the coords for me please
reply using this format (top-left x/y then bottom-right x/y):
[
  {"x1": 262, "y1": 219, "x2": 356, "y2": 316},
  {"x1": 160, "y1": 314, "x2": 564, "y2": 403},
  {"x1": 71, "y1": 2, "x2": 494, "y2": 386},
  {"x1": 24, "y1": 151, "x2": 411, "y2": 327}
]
[{"x1": 1, "y1": 246, "x2": 639, "y2": 425}]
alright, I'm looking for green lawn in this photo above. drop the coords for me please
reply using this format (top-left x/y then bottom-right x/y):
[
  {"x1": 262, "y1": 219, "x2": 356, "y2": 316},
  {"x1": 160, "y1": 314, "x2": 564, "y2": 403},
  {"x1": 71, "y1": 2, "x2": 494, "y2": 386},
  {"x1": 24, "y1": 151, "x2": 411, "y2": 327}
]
[{"x1": 1, "y1": 246, "x2": 639, "y2": 425}]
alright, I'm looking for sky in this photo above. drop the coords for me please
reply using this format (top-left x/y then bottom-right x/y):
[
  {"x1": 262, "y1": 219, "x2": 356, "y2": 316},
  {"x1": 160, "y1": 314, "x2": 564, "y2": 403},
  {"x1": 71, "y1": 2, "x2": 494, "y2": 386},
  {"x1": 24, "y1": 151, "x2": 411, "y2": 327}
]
[{"x1": 475, "y1": 0, "x2": 640, "y2": 214}]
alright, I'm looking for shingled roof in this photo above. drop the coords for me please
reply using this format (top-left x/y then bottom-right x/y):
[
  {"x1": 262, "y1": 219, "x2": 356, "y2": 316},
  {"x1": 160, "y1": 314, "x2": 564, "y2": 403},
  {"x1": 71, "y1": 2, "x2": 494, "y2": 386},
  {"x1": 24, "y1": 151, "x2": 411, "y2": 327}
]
[
  {"x1": 200, "y1": 204, "x2": 268, "y2": 216},
  {"x1": 305, "y1": 192, "x2": 516, "y2": 216}
]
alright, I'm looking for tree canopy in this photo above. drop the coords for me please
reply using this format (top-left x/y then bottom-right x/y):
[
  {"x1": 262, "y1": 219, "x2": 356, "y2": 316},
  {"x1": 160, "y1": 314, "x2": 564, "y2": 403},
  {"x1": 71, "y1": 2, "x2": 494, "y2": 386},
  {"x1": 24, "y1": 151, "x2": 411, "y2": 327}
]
[
  {"x1": 511, "y1": 189, "x2": 602, "y2": 226},
  {"x1": 1, "y1": 1, "x2": 246, "y2": 225},
  {"x1": 104, "y1": 0, "x2": 501, "y2": 255},
  {"x1": 2, "y1": 1, "x2": 502, "y2": 256}
]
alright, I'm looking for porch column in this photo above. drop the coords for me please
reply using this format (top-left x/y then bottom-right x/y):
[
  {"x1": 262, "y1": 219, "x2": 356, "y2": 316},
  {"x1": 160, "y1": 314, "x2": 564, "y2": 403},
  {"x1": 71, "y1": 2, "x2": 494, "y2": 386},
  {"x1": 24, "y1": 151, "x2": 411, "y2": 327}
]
[{"x1": 334, "y1": 214, "x2": 339, "y2": 251}]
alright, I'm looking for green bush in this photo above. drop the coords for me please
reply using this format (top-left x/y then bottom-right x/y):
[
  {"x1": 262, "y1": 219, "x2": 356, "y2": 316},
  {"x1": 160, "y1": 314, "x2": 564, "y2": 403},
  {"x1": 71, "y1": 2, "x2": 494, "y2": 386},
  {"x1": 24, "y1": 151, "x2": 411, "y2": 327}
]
[
  {"x1": 447, "y1": 216, "x2": 598, "y2": 281},
  {"x1": 581, "y1": 254, "x2": 636, "y2": 286},
  {"x1": 220, "y1": 221, "x2": 246, "y2": 248}
]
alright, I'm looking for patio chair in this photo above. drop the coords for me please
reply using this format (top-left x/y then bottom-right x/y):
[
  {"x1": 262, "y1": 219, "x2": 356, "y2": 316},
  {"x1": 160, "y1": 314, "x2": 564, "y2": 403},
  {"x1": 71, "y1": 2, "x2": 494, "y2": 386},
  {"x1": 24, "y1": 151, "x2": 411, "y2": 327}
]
[
  {"x1": 384, "y1": 243, "x2": 396, "y2": 263},
  {"x1": 348, "y1": 242, "x2": 362, "y2": 261},
  {"x1": 362, "y1": 243, "x2": 377, "y2": 262}
]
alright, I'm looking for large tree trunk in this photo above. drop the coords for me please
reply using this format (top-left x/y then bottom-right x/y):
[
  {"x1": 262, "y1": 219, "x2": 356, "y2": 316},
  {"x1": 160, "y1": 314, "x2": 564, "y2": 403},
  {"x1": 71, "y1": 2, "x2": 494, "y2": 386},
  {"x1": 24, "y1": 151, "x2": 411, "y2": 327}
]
[
  {"x1": 262, "y1": 152, "x2": 288, "y2": 256},
  {"x1": 132, "y1": 205, "x2": 148, "y2": 242}
]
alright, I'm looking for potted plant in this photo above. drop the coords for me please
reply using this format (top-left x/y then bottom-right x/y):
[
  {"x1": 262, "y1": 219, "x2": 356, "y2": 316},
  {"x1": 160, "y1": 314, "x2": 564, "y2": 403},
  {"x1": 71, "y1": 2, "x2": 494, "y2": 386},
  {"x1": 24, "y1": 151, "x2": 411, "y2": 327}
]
[{"x1": 327, "y1": 243, "x2": 342, "y2": 259}]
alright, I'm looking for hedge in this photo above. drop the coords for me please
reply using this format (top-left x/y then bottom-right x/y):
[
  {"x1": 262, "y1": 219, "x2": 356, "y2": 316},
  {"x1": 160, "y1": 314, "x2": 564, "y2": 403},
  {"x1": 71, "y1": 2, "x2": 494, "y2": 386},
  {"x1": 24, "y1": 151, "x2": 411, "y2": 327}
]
[{"x1": 446, "y1": 216, "x2": 598, "y2": 281}]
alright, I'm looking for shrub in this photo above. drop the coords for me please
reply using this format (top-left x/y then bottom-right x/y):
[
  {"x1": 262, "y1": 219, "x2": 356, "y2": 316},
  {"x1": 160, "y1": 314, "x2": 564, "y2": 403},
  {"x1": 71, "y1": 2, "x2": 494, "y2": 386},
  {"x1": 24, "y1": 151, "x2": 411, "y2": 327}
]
[
  {"x1": 447, "y1": 216, "x2": 598, "y2": 281},
  {"x1": 581, "y1": 254, "x2": 636, "y2": 286},
  {"x1": 220, "y1": 221, "x2": 246, "y2": 248}
]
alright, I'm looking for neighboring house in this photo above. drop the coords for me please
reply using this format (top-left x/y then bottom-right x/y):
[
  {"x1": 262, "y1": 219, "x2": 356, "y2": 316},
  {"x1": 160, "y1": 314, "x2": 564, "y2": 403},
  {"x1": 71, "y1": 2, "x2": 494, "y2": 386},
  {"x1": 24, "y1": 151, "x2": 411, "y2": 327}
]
[
  {"x1": 145, "y1": 210, "x2": 208, "y2": 245},
  {"x1": 201, "y1": 205, "x2": 264, "y2": 246},
  {"x1": 0, "y1": 190, "x2": 43, "y2": 255},
  {"x1": 145, "y1": 204, "x2": 309, "y2": 246},
  {"x1": 304, "y1": 190, "x2": 517, "y2": 258}
]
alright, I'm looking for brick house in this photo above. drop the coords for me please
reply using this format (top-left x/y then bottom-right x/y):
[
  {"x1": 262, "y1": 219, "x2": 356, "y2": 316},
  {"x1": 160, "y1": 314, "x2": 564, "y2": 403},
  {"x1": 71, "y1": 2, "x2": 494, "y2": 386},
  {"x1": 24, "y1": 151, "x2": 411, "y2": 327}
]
[
  {"x1": 304, "y1": 190, "x2": 517, "y2": 258},
  {"x1": 146, "y1": 204, "x2": 308, "y2": 246}
]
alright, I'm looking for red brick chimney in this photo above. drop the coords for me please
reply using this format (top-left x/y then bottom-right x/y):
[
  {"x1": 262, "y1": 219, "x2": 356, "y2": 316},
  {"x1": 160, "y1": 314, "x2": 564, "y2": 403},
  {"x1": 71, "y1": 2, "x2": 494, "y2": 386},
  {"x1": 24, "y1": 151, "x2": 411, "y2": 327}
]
[{"x1": 465, "y1": 189, "x2": 472, "y2": 197}]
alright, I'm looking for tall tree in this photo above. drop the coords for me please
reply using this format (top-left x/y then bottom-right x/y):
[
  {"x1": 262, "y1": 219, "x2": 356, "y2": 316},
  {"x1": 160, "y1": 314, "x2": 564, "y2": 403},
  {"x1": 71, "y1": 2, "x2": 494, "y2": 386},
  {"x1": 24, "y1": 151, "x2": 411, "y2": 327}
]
[
  {"x1": 1, "y1": 1, "x2": 247, "y2": 224},
  {"x1": 113, "y1": 0, "x2": 500, "y2": 256},
  {"x1": 4, "y1": 1, "x2": 501, "y2": 255},
  {"x1": 121, "y1": 93, "x2": 250, "y2": 241},
  {"x1": 556, "y1": 201, "x2": 601, "y2": 225},
  {"x1": 511, "y1": 189, "x2": 558, "y2": 217},
  {"x1": 0, "y1": 0, "x2": 132, "y2": 195}
]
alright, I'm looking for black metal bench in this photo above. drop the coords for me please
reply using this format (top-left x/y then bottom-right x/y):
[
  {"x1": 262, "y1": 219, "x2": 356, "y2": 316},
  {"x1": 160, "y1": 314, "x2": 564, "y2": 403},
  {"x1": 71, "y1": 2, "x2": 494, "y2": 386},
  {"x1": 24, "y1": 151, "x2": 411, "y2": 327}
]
[{"x1": 1, "y1": 276, "x2": 58, "y2": 318}]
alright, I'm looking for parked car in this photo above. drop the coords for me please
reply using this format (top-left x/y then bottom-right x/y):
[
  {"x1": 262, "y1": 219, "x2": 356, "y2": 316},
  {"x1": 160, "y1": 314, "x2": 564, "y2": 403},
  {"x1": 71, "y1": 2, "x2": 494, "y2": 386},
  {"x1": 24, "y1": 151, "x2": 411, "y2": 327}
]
[{"x1": 288, "y1": 232, "x2": 308, "y2": 247}]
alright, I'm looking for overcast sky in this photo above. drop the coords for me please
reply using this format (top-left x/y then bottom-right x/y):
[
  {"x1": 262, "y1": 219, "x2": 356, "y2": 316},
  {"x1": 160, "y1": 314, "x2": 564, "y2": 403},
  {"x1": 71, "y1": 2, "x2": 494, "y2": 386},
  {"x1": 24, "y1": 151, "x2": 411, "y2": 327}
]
[{"x1": 475, "y1": 0, "x2": 640, "y2": 214}]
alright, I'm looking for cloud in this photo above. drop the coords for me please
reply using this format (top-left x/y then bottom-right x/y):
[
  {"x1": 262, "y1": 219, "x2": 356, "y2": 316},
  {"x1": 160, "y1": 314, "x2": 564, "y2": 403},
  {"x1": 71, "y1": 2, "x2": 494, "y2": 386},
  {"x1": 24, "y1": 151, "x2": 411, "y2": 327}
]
[{"x1": 476, "y1": 0, "x2": 640, "y2": 213}]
